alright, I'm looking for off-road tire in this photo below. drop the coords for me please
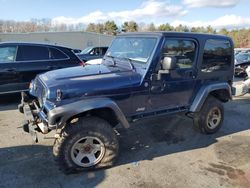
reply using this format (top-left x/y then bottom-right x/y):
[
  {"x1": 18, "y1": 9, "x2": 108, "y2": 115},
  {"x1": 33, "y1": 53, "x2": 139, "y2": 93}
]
[
  {"x1": 193, "y1": 96, "x2": 224, "y2": 134},
  {"x1": 53, "y1": 116, "x2": 119, "y2": 174}
]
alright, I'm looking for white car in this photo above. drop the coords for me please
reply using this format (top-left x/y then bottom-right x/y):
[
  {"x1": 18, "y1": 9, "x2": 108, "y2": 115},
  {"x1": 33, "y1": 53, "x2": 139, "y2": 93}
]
[{"x1": 234, "y1": 66, "x2": 250, "y2": 96}]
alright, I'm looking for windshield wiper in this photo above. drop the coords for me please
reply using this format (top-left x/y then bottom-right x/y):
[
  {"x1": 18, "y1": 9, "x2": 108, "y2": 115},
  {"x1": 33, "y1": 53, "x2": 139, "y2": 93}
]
[
  {"x1": 120, "y1": 57, "x2": 136, "y2": 71},
  {"x1": 105, "y1": 55, "x2": 117, "y2": 67},
  {"x1": 105, "y1": 55, "x2": 135, "y2": 71}
]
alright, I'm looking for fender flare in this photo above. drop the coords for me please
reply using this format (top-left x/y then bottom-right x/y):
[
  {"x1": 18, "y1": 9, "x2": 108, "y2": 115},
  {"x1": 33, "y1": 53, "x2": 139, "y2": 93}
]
[
  {"x1": 47, "y1": 98, "x2": 130, "y2": 129},
  {"x1": 189, "y1": 83, "x2": 232, "y2": 112}
]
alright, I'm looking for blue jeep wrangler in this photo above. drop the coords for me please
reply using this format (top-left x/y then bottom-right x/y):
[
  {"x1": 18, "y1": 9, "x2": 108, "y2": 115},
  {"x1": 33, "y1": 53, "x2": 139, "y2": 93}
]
[{"x1": 19, "y1": 32, "x2": 234, "y2": 173}]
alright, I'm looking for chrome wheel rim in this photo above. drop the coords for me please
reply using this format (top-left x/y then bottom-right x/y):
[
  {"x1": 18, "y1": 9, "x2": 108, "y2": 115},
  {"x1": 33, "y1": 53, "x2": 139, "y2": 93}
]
[
  {"x1": 206, "y1": 107, "x2": 222, "y2": 129},
  {"x1": 71, "y1": 136, "x2": 105, "y2": 167}
]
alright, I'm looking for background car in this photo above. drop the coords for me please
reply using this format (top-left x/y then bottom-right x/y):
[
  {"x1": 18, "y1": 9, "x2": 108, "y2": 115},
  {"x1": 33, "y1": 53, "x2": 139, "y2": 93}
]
[
  {"x1": 77, "y1": 46, "x2": 108, "y2": 63},
  {"x1": 0, "y1": 42, "x2": 82, "y2": 94},
  {"x1": 234, "y1": 52, "x2": 250, "y2": 77}
]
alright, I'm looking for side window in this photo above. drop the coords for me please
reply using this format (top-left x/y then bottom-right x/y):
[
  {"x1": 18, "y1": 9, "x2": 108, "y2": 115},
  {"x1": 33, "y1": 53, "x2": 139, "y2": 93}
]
[
  {"x1": 0, "y1": 46, "x2": 17, "y2": 63},
  {"x1": 102, "y1": 47, "x2": 108, "y2": 55},
  {"x1": 201, "y1": 39, "x2": 232, "y2": 73},
  {"x1": 49, "y1": 48, "x2": 68, "y2": 59},
  {"x1": 93, "y1": 48, "x2": 101, "y2": 55},
  {"x1": 16, "y1": 46, "x2": 49, "y2": 61},
  {"x1": 162, "y1": 39, "x2": 196, "y2": 69}
]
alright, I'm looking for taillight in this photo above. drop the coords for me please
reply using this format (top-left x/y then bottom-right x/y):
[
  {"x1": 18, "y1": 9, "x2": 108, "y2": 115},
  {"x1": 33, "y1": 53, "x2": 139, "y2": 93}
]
[{"x1": 79, "y1": 61, "x2": 86, "y2": 66}]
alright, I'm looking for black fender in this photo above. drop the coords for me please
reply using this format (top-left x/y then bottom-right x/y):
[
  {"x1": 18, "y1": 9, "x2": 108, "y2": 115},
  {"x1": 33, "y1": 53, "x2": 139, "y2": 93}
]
[
  {"x1": 47, "y1": 98, "x2": 130, "y2": 129},
  {"x1": 189, "y1": 83, "x2": 232, "y2": 112}
]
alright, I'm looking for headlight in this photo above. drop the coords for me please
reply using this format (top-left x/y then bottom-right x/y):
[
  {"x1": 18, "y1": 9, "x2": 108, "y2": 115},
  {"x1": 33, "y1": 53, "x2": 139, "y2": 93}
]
[
  {"x1": 29, "y1": 82, "x2": 33, "y2": 90},
  {"x1": 42, "y1": 93, "x2": 47, "y2": 104},
  {"x1": 29, "y1": 80, "x2": 36, "y2": 92}
]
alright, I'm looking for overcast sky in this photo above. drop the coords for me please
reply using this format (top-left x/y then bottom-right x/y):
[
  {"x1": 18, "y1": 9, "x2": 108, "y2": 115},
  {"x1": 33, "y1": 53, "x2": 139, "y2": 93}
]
[{"x1": 0, "y1": 0, "x2": 250, "y2": 29}]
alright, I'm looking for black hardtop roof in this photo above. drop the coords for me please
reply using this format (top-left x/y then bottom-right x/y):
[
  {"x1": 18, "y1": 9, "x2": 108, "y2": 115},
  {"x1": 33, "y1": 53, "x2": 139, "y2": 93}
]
[
  {"x1": 0, "y1": 41, "x2": 72, "y2": 50},
  {"x1": 118, "y1": 31, "x2": 231, "y2": 40}
]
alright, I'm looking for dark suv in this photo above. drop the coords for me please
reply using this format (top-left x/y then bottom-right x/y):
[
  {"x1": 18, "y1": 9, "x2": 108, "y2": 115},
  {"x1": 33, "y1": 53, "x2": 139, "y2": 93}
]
[
  {"x1": 19, "y1": 32, "x2": 234, "y2": 174},
  {"x1": 0, "y1": 42, "x2": 81, "y2": 94}
]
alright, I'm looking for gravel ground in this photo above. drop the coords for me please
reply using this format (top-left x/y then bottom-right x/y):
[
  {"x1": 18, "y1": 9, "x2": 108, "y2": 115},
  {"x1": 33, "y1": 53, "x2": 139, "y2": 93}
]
[{"x1": 0, "y1": 91, "x2": 249, "y2": 188}]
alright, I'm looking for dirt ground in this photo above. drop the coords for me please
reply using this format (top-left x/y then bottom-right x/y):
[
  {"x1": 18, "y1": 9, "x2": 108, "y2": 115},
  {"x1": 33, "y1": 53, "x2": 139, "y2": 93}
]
[{"x1": 0, "y1": 92, "x2": 250, "y2": 188}]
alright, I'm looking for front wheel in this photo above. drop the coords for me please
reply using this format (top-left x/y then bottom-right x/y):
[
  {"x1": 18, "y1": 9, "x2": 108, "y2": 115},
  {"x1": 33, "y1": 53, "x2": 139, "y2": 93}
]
[
  {"x1": 193, "y1": 96, "x2": 224, "y2": 134},
  {"x1": 53, "y1": 117, "x2": 119, "y2": 174}
]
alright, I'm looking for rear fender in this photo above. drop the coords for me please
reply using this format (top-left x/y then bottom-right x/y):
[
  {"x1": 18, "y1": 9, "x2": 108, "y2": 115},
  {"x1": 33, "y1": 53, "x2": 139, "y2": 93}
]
[{"x1": 189, "y1": 83, "x2": 232, "y2": 112}]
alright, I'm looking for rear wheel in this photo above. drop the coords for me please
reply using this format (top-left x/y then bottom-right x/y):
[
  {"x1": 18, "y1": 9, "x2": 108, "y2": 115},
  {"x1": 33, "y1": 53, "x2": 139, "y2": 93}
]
[
  {"x1": 193, "y1": 96, "x2": 224, "y2": 134},
  {"x1": 53, "y1": 116, "x2": 119, "y2": 174}
]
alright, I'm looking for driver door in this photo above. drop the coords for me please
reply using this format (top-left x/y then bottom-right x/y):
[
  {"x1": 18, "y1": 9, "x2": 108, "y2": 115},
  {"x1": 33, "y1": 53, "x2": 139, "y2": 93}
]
[{"x1": 149, "y1": 38, "x2": 198, "y2": 111}]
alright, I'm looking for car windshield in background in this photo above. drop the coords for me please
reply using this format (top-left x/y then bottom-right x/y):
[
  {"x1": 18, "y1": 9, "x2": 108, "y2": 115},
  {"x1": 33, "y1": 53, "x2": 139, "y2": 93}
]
[
  {"x1": 236, "y1": 53, "x2": 250, "y2": 62},
  {"x1": 80, "y1": 47, "x2": 92, "y2": 54},
  {"x1": 106, "y1": 37, "x2": 157, "y2": 64}
]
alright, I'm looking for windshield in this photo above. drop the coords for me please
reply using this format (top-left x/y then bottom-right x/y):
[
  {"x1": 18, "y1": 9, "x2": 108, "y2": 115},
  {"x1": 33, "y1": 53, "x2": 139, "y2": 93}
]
[
  {"x1": 236, "y1": 53, "x2": 250, "y2": 62},
  {"x1": 106, "y1": 37, "x2": 157, "y2": 64},
  {"x1": 80, "y1": 47, "x2": 92, "y2": 54}
]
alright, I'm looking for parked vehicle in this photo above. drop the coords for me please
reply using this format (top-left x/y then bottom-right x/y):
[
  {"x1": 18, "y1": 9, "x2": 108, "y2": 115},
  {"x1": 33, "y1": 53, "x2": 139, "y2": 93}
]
[
  {"x1": 77, "y1": 46, "x2": 108, "y2": 62},
  {"x1": 234, "y1": 52, "x2": 250, "y2": 76},
  {"x1": 0, "y1": 42, "x2": 82, "y2": 94},
  {"x1": 234, "y1": 66, "x2": 250, "y2": 96},
  {"x1": 19, "y1": 32, "x2": 234, "y2": 174}
]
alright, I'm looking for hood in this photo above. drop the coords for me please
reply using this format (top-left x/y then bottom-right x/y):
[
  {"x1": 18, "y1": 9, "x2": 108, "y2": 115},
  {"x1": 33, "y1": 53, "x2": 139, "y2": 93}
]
[{"x1": 38, "y1": 64, "x2": 142, "y2": 100}]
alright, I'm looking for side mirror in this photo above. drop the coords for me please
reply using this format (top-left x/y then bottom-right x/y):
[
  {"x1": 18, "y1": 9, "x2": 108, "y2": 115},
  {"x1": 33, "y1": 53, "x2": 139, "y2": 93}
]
[
  {"x1": 162, "y1": 57, "x2": 177, "y2": 70},
  {"x1": 152, "y1": 57, "x2": 177, "y2": 81}
]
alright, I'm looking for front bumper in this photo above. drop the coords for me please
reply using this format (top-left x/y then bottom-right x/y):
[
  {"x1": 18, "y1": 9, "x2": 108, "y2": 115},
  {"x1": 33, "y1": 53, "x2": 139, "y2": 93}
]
[{"x1": 19, "y1": 92, "x2": 50, "y2": 142}]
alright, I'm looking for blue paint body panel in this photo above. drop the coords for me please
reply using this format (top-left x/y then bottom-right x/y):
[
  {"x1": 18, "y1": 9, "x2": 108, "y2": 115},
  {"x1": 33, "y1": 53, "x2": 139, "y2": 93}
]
[{"x1": 28, "y1": 32, "x2": 234, "y2": 127}]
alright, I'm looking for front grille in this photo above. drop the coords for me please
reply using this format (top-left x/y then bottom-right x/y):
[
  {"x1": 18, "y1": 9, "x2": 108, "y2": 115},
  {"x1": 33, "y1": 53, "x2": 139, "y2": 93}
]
[{"x1": 33, "y1": 78, "x2": 46, "y2": 107}]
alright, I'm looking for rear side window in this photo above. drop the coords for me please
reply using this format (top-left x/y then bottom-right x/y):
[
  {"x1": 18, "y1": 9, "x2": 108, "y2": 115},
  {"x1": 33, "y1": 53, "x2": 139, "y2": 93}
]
[
  {"x1": 0, "y1": 46, "x2": 17, "y2": 62},
  {"x1": 16, "y1": 45, "x2": 49, "y2": 61},
  {"x1": 102, "y1": 47, "x2": 108, "y2": 55},
  {"x1": 90, "y1": 48, "x2": 100, "y2": 55},
  {"x1": 162, "y1": 39, "x2": 196, "y2": 69},
  {"x1": 49, "y1": 48, "x2": 68, "y2": 59},
  {"x1": 201, "y1": 39, "x2": 232, "y2": 73},
  {"x1": 89, "y1": 47, "x2": 108, "y2": 55}
]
